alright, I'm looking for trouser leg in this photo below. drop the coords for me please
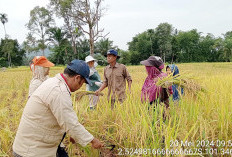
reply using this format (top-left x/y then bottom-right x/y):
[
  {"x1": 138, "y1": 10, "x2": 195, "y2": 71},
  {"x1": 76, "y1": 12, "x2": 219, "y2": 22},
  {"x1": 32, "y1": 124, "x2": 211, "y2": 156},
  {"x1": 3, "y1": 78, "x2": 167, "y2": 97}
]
[
  {"x1": 111, "y1": 99, "x2": 124, "y2": 110},
  {"x1": 89, "y1": 95, "x2": 99, "y2": 109}
]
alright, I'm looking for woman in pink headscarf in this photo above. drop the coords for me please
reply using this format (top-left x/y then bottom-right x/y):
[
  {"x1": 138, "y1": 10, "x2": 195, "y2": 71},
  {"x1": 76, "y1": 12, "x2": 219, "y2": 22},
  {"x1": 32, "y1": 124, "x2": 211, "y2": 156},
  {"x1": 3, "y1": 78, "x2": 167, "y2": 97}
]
[{"x1": 140, "y1": 56, "x2": 172, "y2": 108}]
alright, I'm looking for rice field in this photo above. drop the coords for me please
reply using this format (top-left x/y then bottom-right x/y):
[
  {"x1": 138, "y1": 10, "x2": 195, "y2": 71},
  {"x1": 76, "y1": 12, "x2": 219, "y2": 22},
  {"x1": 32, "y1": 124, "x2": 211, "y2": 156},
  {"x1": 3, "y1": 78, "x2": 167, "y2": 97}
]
[{"x1": 0, "y1": 62, "x2": 232, "y2": 157}]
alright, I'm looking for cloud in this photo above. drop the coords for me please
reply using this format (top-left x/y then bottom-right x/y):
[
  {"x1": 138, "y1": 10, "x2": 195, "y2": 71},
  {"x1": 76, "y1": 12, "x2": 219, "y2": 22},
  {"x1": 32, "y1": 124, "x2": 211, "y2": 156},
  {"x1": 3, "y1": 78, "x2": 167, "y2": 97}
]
[{"x1": 1, "y1": 0, "x2": 232, "y2": 50}]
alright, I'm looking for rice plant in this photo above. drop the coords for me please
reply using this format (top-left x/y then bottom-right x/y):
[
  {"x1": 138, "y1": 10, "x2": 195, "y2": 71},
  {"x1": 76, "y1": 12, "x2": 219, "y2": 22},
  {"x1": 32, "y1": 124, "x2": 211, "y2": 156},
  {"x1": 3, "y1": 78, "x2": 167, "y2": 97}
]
[{"x1": 0, "y1": 63, "x2": 232, "y2": 157}]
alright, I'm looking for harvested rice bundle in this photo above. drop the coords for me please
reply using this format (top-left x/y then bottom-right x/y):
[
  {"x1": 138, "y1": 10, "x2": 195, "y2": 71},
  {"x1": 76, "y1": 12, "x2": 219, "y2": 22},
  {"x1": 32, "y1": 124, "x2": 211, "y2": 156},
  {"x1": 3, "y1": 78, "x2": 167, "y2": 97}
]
[
  {"x1": 156, "y1": 74, "x2": 207, "y2": 95},
  {"x1": 75, "y1": 90, "x2": 104, "y2": 101}
]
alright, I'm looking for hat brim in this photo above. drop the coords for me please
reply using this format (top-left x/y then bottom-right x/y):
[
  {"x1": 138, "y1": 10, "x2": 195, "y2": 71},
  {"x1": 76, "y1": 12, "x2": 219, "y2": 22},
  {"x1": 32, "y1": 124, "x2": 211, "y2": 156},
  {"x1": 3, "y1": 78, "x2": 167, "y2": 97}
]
[
  {"x1": 86, "y1": 59, "x2": 96, "y2": 63},
  {"x1": 67, "y1": 65, "x2": 92, "y2": 86},
  {"x1": 38, "y1": 61, "x2": 55, "y2": 67},
  {"x1": 104, "y1": 54, "x2": 120, "y2": 59},
  {"x1": 140, "y1": 60, "x2": 152, "y2": 66},
  {"x1": 84, "y1": 77, "x2": 92, "y2": 86}
]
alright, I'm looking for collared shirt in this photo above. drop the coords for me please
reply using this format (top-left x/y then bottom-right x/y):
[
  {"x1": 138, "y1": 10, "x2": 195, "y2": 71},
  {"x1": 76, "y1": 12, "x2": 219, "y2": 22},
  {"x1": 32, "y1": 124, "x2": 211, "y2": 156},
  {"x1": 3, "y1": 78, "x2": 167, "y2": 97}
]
[
  {"x1": 60, "y1": 73, "x2": 71, "y2": 92},
  {"x1": 103, "y1": 63, "x2": 132, "y2": 101},
  {"x1": 28, "y1": 76, "x2": 49, "y2": 97},
  {"x1": 13, "y1": 73, "x2": 94, "y2": 157},
  {"x1": 28, "y1": 78, "x2": 43, "y2": 97}
]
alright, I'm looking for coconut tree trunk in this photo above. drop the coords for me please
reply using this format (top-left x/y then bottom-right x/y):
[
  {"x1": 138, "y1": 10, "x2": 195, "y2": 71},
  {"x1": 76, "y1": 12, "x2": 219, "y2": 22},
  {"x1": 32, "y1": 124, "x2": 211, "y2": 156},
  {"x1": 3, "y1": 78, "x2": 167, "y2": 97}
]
[
  {"x1": 8, "y1": 52, "x2": 11, "y2": 67},
  {"x1": 3, "y1": 24, "x2": 7, "y2": 38},
  {"x1": 171, "y1": 52, "x2": 174, "y2": 64}
]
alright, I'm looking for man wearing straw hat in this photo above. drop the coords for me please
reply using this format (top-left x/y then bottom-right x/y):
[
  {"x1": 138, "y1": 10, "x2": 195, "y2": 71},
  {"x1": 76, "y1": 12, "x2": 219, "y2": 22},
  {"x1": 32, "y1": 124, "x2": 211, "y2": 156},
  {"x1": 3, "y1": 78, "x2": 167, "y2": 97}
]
[
  {"x1": 13, "y1": 59, "x2": 103, "y2": 157},
  {"x1": 95, "y1": 49, "x2": 132, "y2": 109}
]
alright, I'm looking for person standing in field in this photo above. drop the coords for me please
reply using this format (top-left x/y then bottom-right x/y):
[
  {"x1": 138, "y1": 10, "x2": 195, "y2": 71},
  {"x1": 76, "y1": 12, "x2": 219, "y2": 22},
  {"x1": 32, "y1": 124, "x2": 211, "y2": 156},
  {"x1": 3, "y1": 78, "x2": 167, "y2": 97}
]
[
  {"x1": 140, "y1": 56, "x2": 172, "y2": 108},
  {"x1": 95, "y1": 49, "x2": 132, "y2": 109},
  {"x1": 166, "y1": 64, "x2": 184, "y2": 102},
  {"x1": 28, "y1": 56, "x2": 54, "y2": 98},
  {"x1": 13, "y1": 59, "x2": 103, "y2": 157},
  {"x1": 85, "y1": 55, "x2": 102, "y2": 110}
]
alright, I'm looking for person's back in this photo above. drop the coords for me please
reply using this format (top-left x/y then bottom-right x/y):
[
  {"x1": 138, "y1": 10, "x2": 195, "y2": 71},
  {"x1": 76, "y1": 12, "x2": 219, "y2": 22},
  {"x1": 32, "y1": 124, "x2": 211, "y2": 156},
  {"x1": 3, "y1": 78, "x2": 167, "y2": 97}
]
[
  {"x1": 28, "y1": 78, "x2": 44, "y2": 97},
  {"x1": 14, "y1": 75, "x2": 67, "y2": 156},
  {"x1": 13, "y1": 74, "x2": 94, "y2": 156},
  {"x1": 28, "y1": 56, "x2": 54, "y2": 97}
]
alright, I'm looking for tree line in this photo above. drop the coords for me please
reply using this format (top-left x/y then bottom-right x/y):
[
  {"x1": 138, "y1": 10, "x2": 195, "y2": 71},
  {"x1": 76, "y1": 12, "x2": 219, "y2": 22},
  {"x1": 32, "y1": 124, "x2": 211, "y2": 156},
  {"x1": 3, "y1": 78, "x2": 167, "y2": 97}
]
[
  {"x1": 1, "y1": 1, "x2": 232, "y2": 67},
  {"x1": 121, "y1": 23, "x2": 232, "y2": 65}
]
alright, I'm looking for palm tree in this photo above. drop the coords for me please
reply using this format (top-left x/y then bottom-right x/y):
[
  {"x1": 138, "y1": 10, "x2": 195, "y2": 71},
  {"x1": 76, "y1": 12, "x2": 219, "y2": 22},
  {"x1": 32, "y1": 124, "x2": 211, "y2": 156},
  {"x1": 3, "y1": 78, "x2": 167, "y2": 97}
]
[
  {"x1": 48, "y1": 27, "x2": 67, "y2": 46},
  {"x1": 0, "y1": 13, "x2": 8, "y2": 38},
  {"x1": 47, "y1": 27, "x2": 68, "y2": 64},
  {"x1": 2, "y1": 39, "x2": 14, "y2": 67},
  {"x1": 95, "y1": 38, "x2": 115, "y2": 56}
]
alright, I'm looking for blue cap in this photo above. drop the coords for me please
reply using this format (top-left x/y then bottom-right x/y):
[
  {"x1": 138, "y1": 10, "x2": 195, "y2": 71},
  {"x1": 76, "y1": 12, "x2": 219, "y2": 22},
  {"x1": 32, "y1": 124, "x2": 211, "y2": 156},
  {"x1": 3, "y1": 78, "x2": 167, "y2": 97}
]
[
  {"x1": 67, "y1": 59, "x2": 92, "y2": 85},
  {"x1": 104, "y1": 49, "x2": 120, "y2": 59}
]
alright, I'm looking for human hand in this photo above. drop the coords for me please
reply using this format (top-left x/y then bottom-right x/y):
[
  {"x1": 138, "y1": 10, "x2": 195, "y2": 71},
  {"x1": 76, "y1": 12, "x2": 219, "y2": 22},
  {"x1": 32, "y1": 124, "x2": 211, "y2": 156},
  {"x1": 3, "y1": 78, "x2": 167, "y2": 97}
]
[
  {"x1": 70, "y1": 137, "x2": 75, "y2": 144},
  {"x1": 91, "y1": 138, "x2": 103, "y2": 149},
  {"x1": 95, "y1": 90, "x2": 100, "y2": 96},
  {"x1": 128, "y1": 88, "x2": 131, "y2": 94}
]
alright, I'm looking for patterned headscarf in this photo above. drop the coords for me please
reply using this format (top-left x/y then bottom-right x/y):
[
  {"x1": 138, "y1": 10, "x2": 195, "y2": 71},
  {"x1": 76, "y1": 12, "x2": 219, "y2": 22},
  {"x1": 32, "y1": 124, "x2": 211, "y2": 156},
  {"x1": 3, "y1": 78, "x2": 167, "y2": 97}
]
[
  {"x1": 170, "y1": 64, "x2": 179, "y2": 76},
  {"x1": 30, "y1": 64, "x2": 49, "y2": 82},
  {"x1": 141, "y1": 66, "x2": 167, "y2": 102}
]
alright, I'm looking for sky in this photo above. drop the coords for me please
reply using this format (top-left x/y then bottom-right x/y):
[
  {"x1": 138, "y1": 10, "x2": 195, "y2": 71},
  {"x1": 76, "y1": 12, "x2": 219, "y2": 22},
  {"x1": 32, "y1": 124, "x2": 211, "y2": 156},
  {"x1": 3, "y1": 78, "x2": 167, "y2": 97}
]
[{"x1": 0, "y1": 0, "x2": 232, "y2": 50}]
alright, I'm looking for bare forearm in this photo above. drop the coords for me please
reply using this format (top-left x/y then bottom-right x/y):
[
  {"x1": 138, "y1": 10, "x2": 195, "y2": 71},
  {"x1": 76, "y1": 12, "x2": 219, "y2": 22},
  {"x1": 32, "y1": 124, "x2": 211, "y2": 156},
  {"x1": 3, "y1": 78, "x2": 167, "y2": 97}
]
[{"x1": 98, "y1": 82, "x2": 107, "y2": 92}]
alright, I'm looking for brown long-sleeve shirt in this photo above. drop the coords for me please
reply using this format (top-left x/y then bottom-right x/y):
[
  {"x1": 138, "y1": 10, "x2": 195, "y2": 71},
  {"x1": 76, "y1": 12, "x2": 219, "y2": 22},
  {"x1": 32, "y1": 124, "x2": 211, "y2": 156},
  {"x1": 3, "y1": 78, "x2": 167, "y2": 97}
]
[{"x1": 103, "y1": 63, "x2": 132, "y2": 101}]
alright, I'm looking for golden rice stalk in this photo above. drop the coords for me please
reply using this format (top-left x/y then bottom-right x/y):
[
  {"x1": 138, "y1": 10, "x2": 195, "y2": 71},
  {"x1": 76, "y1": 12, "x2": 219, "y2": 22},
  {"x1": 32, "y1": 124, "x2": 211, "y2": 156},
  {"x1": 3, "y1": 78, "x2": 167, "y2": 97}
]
[
  {"x1": 75, "y1": 90, "x2": 104, "y2": 101},
  {"x1": 156, "y1": 73, "x2": 207, "y2": 95}
]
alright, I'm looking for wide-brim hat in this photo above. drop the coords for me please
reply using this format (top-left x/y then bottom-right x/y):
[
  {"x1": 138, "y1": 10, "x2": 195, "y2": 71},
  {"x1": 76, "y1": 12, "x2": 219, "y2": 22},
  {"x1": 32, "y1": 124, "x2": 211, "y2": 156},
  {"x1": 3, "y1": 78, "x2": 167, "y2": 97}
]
[
  {"x1": 104, "y1": 49, "x2": 120, "y2": 59},
  {"x1": 140, "y1": 56, "x2": 164, "y2": 70},
  {"x1": 85, "y1": 55, "x2": 96, "y2": 63},
  {"x1": 32, "y1": 56, "x2": 54, "y2": 67}
]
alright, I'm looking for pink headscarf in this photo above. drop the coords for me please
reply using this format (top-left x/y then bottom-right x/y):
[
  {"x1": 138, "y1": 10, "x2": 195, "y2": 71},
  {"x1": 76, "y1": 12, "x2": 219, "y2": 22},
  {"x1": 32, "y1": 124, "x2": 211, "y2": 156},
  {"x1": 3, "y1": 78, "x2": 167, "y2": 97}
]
[{"x1": 141, "y1": 66, "x2": 167, "y2": 103}]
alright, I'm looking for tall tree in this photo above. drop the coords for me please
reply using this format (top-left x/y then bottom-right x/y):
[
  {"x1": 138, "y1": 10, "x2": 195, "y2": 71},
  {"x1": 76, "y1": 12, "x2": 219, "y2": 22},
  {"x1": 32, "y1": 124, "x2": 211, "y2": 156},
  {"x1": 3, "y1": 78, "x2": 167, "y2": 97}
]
[
  {"x1": 47, "y1": 27, "x2": 69, "y2": 64},
  {"x1": 48, "y1": 27, "x2": 68, "y2": 46},
  {"x1": 170, "y1": 29, "x2": 179, "y2": 63},
  {"x1": 0, "y1": 13, "x2": 8, "y2": 38},
  {"x1": 26, "y1": 6, "x2": 54, "y2": 56},
  {"x1": 23, "y1": 33, "x2": 38, "y2": 55},
  {"x1": 155, "y1": 23, "x2": 173, "y2": 63},
  {"x1": 128, "y1": 31, "x2": 156, "y2": 62},
  {"x1": 75, "y1": 37, "x2": 90, "y2": 59},
  {"x1": 95, "y1": 38, "x2": 115, "y2": 55},
  {"x1": 147, "y1": 29, "x2": 155, "y2": 55},
  {"x1": 223, "y1": 38, "x2": 232, "y2": 62},
  {"x1": 0, "y1": 39, "x2": 25, "y2": 67},
  {"x1": 50, "y1": 0, "x2": 79, "y2": 55},
  {"x1": 223, "y1": 31, "x2": 232, "y2": 61},
  {"x1": 2, "y1": 39, "x2": 13, "y2": 67},
  {"x1": 212, "y1": 38, "x2": 224, "y2": 62},
  {"x1": 72, "y1": 0, "x2": 107, "y2": 56},
  {"x1": 176, "y1": 29, "x2": 201, "y2": 62},
  {"x1": 198, "y1": 34, "x2": 217, "y2": 62}
]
